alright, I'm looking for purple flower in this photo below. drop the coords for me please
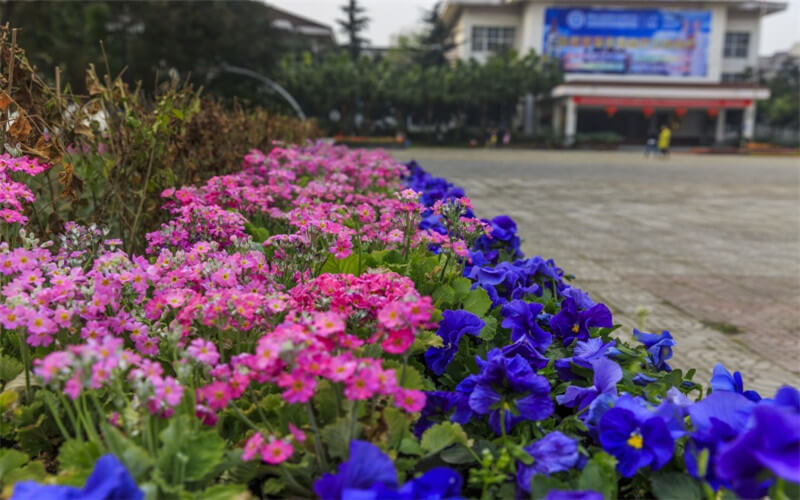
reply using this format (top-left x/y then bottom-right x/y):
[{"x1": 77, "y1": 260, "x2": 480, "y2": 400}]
[
  {"x1": 424, "y1": 310, "x2": 485, "y2": 375},
  {"x1": 710, "y1": 363, "x2": 762, "y2": 402},
  {"x1": 598, "y1": 396, "x2": 675, "y2": 477},
  {"x1": 560, "y1": 286, "x2": 595, "y2": 309},
  {"x1": 633, "y1": 329, "x2": 675, "y2": 372},
  {"x1": 715, "y1": 404, "x2": 800, "y2": 499},
  {"x1": 500, "y1": 299, "x2": 551, "y2": 349},
  {"x1": 544, "y1": 492, "x2": 603, "y2": 500},
  {"x1": 12, "y1": 454, "x2": 143, "y2": 500},
  {"x1": 314, "y1": 440, "x2": 464, "y2": 500},
  {"x1": 516, "y1": 431, "x2": 581, "y2": 492},
  {"x1": 557, "y1": 358, "x2": 622, "y2": 411},
  {"x1": 466, "y1": 349, "x2": 553, "y2": 435},
  {"x1": 555, "y1": 338, "x2": 616, "y2": 381},
  {"x1": 501, "y1": 336, "x2": 549, "y2": 371},
  {"x1": 550, "y1": 298, "x2": 613, "y2": 346},
  {"x1": 414, "y1": 391, "x2": 461, "y2": 438}
]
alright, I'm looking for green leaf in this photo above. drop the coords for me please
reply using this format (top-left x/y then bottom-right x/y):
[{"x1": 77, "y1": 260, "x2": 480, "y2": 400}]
[
  {"x1": 3, "y1": 460, "x2": 45, "y2": 484},
  {"x1": 199, "y1": 483, "x2": 250, "y2": 500},
  {"x1": 577, "y1": 451, "x2": 618, "y2": 500},
  {"x1": 102, "y1": 424, "x2": 154, "y2": 482},
  {"x1": 420, "y1": 422, "x2": 468, "y2": 456},
  {"x1": 57, "y1": 439, "x2": 103, "y2": 475},
  {"x1": 452, "y1": 277, "x2": 473, "y2": 302},
  {"x1": 398, "y1": 436, "x2": 423, "y2": 456},
  {"x1": 0, "y1": 448, "x2": 28, "y2": 481},
  {"x1": 0, "y1": 355, "x2": 23, "y2": 385},
  {"x1": 463, "y1": 288, "x2": 492, "y2": 317},
  {"x1": 432, "y1": 285, "x2": 455, "y2": 307},
  {"x1": 321, "y1": 418, "x2": 361, "y2": 460},
  {"x1": 530, "y1": 474, "x2": 570, "y2": 500},
  {"x1": 0, "y1": 390, "x2": 18, "y2": 412},
  {"x1": 262, "y1": 477, "x2": 286, "y2": 496},
  {"x1": 384, "y1": 407, "x2": 410, "y2": 449},
  {"x1": 479, "y1": 316, "x2": 498, "y2": 341},
  {"x1": 320, "y1": 254, "x2": 362, "y2": 276},
  {"x1": 158, "y1": 415, "x2": 225, "y2": 483},
  {"x1": 383, "y1": 361, "x2": 429, "y2": 391},
  {"x1": 439, "y1": 445, "x2": 476, "y2": 464},
  {"x1": 650, "y1": 472, "x2": 703, "y2": 500}
]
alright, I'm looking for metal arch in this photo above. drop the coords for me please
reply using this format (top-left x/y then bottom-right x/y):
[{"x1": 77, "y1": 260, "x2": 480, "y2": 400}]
[{"x1": 209, "y1": 62, "x2": 307, "y2": 121}]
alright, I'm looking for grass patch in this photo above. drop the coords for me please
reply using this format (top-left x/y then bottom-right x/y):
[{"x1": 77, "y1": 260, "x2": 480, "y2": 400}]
[{"x1": 702, "y1": 320, "x2": 742, "y2": 335}]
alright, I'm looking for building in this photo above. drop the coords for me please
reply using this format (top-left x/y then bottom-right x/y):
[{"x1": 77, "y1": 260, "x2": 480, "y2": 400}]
[
  {"x1": 758, "y1": 41, "x2": 800, "y2": 80},
  {"x1": 266, "y1": 4, "x2": 336, "y2": 55},
  {"x1": 441, "y1": 0, "x2": 787, "y2": 145}
]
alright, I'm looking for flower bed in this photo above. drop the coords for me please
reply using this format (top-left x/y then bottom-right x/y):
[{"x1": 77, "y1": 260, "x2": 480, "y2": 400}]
[{"x1": 1, "y1": 145, "x2": 798, "y2": 500}]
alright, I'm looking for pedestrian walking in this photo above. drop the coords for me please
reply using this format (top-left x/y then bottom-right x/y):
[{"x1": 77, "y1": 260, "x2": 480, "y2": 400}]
[
  {"x1": 644, "y1": 126, "x2": 658, "y2": 157},
  {"x1": 658, "y1": 124, "x2": 672, "y2": 158}
]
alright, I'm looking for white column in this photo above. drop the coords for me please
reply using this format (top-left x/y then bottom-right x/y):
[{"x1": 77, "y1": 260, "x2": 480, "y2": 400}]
[
  {"x1": 564, "y1": 98, "x2": 577, "y2": 146},
  {"x1": 523, "y1": 94, "x2": 534, "y2": 136},
  {"x1": 742, "y1": 102, "x2": 756, "y2": 141},
  {"x1": 715, "y1": 109, "x2": 727, "y2": 144},
  {"x1": 552, "y1": 101, "x2": 563, "y2": 138}
]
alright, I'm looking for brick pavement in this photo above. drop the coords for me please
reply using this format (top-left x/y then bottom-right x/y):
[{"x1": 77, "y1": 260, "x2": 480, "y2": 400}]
[{"x1": 395, "y1": 149, "x2": 800, "y2": 394}]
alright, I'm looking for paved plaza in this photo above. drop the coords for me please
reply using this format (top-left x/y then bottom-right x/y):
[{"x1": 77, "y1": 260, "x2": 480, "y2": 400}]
[{"x1": 394, "y1": 148, "x2": 800, "y2": 394}]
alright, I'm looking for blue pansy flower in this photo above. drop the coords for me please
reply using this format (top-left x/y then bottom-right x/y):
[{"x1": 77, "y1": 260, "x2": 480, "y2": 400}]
[
  {"x1": 550, "y1": 298, "x2": 613, "y2": 346},
  {"x1": 633, "y1": 329, "x2": 675, "y2": 372},
  {"x1": 684, "y1": 391, "x2": 755, "y2": 491},
  {"x1": 501, "y1": 336, "x2": 549, "y2": 371},
  {"x1": 710, "y1": 363, "x2": 762, "y2": 402},
  {"x1": 598, "y1": 395, "x2": 675, "y2": 477},
  {"x1": 516, "y1": 431, "x2": 581, "y2": 493},
  {"x1": 554, "y1": 337, "x2": 617, "y2": 381},
  {"x1": 466, "y1": 349, "x2": 553, "y2": 435},
  {"x1": 633, "y1": 373, "x2": 658, "y2": 386},
  {"x1": 500, "y1": 299, "x2": 551, "y2": 349},
  {"x1": 543, "y1": 492, "x2": 604, "y2": 500},
  {"x1": 414, "y1": 391, "x2": 461, "y2": 438},
  {"x1": 715, "y1": 403, "x2": 800, "y2": 499},
  {"x1": 557, "y1": 358, "x2": 622, "y2": 411},
  {"x1": 560, "y1": 286, "x2": 596, "y2": 310},
  {"x1": 772, "y1": 385, "x2": 800, "y2": 412},
  {"x1": 424, "y1": 310, "x2": 485, "y2": 375},
  {"x1": 314, "y1": 440, "x2": 463, "y2": 500},
  {"x1": 12, "y1": 454, "x2": 143, "y2": 500}
]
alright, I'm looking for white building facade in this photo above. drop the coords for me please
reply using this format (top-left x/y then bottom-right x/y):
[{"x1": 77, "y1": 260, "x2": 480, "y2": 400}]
[{"x1": 442, "y1": 0, "x2": 785, "y2": 144}]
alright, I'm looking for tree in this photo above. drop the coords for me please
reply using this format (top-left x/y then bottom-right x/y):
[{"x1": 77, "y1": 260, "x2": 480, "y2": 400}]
[
  {"x1": 416, "y1": 2, "x2": 454, "y2": 67},
  {"x1": 0, "y1": 0, "x2": 283, "y2": 102},
  {"x1": 337, "y1": 0, "x2": 369, "y2": 60}
]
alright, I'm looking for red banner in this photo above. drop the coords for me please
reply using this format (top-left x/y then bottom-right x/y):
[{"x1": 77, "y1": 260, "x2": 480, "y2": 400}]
[{"x1": 572, "y1": 96, "x2": 752, "y2": 109}]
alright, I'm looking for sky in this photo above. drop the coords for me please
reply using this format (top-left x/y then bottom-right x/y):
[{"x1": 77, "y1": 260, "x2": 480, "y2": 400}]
[{"x1": 269, "y1": 0, "x2": 800, "y2": 55}]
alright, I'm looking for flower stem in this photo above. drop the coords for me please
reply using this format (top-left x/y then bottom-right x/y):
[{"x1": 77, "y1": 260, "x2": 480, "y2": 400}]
[
  {"x1": 306, "y1": 402, "x2": 328, "y2": 472},
  {"x1": 348, "y1": 400, "x2": 359, "y2": 455}
]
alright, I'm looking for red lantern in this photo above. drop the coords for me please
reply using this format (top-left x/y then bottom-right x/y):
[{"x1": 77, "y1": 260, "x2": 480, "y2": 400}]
[
  {"x1": 675, "y1": 107, "x2": 688, "y2": 117},
  {"x1": 707, "y1": 108, "x2": 719, "y2": 118},
  {"x1": 605, "y1": 106, "x2": 617, "y2": 117},
  {"x1": 642, "y1": 106, "x2": 654, "y2": 117}
]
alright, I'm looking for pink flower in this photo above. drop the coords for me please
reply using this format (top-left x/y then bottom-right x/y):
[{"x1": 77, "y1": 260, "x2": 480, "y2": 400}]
[
  {"x1": 64, "y1": 374, "x2": 82, "y2": 400},
  {"x1": 344, "y1": 368, "x2": 379, "y2": 400},
  {"x1": 26, "y1": 310, "x2": 56, "y2": 335},
  {"x1": 195, "y1": 404, "x2": 218, "y2": 426},
  {"x1": 377, "y1": 302, "x2": 404, "y2": 329},
  {"x1": 327, "y1": 356, "x2": 357, "y2": 382},
  {"x1": 261, "y1": 437, "x2": 293, "y2": 464},
  {"x1": 242, "y1": 432, "x2": 265, "y2": 461},
  {"x1": 0, "y1": 305, "x2": 24, "y2": 329},
  {"x1": 198, "y1": 381, "x2": 232, "y2": 411},
  {"x1": 288, "y1": 423, "x2": 307, "y2": 443},
  {"x1": 312, "y1": 312, "x2": 344, "y2": 336},
  {"x1": 381, "y1": 329, "x2": 414, "y2": 354},
  {"x1": 395, "y1": 388, "x2": 426, "y2": 413},
  {"x1": 35, "y1": 351, "x2": 72, "y2": 382},
  {"x1": 153, "y1": 376, "x2": 184, "y2": 407},
  {"x1": 277, "y1": 371, "x2": 316, "y2": 403},
  {"x1": 187, "y1": 338, "x2": 220, "y2": 366},
  {"x1": 52, "y1": 307, "x2": 72, "y2": 328}
]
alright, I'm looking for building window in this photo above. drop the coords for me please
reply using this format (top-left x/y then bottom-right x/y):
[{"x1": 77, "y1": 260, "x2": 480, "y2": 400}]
[
  {"x1": 471, "y1": 26, "x2": 514, "y2": 53},
  {"x1": 722, "y1": 72, "x2": 748, "y2": 83},
  {"x1": 724, "y1": 32, "x2": 750, "y2": 58}
]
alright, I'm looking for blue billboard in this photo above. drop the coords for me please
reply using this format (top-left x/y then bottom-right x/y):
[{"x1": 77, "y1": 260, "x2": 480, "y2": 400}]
[{"x1": 543, "y1": 7, "x2": 712, "y2": 77}]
